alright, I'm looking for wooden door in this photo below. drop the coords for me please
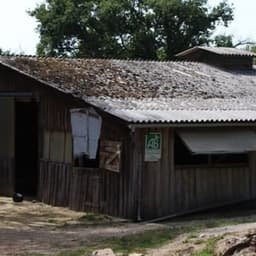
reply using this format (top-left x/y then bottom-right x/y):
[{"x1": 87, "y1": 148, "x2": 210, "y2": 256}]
[{"x1": 0, "y1": 97, "x2": 15, "y2": 195}]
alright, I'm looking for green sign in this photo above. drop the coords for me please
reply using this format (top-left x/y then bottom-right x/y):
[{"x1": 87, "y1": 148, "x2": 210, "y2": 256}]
[{"x1": 145, "y1": 132, "x2": 162, "y2": 162}]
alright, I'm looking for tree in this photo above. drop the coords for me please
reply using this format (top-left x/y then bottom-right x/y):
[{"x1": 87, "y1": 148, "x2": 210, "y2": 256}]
[
  {"x1": 249, "y1": 45, "x2": 256, "y2": 53},
  {"x1": 30, "y1": 0, "x2": 234, "y2": 59},
  {"x1": 213, "y1": 34, "x2": 256, "y2": 48},
  {"x1": 213, "y1": 34, "x2": 234, "y2": 47},
  {"x1": 0, "y1": 48, "x2": 12, "y2": 55}
]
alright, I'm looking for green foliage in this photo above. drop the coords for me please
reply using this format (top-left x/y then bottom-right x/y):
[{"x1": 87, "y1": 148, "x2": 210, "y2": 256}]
[
  {"x1": 251, "y1": 46, "x2": 256, "y2": 53},
  {"x1": 55, "y1": 227, "x2": 192, "y2": 256},
  {"x1": 193, "y1": 236, "x2": 223, "y2": 256},
  {"x1": 247, "y1": 44, "x2": 256, "y2": 53},
  {"x1": 0, "y1": 48, "x2": 12, "y2": 55},
  {"x1": 245, "y1": 45, "x2": 256, "y2": 64},
  {"x1": 213, "y1": 34, "x2": 234, "y2": 47},
  {"x1": 30, "y1": 0, "x2": 234, "y2": 59}
]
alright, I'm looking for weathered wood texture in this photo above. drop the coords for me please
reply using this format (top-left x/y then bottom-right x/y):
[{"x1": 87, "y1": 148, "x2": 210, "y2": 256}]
[
  {"x1": 100, "y1": 140, "x2": 122, "y2": 172},
  {"x1": 140, "y1": 128, "x2": 173, "y2": 219},
  {"x1": 173, "y1": 167, "x2": 251, "y2": 213},
  {"x1": 69, "y1": 167, "x2": 119, "y2": 215},
  {"x1": 38, "y1": 99, "x2": 135, "y2": 218},
  {"x1": 39, "y1": 160, "x2": 72, "y2": 206},
  {"x1": 2, "y1": 65, "x2": 255, "y2": 221},
  {"x1": 140, "y1": 127, "x2": 256, "y2": 220},
  {"x1": 32, "y1": 74, "x2": 135, "y2": 218},
  {"x1": 38, "y1": 160, "x2": 134, "y2": 217},
  {"x1": 0, "y1": 158, "x2": 14, "y2": 196}
]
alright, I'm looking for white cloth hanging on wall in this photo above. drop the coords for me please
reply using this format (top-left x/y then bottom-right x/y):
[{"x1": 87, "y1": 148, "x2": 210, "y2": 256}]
[
  {"x1": 70, "y1": 108, "x2": 102, "y2": 159},
  {"x1": 70, "y1": 110, "x2": 89, "y2": 157},
  {"x1": 88, "y1": 114, "x2": 102, "y2": 159}
]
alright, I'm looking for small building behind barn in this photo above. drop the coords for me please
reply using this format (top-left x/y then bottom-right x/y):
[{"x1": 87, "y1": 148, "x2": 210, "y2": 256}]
[{"x1": 0, "y1": 46, "x2": 256, "y2": 220}]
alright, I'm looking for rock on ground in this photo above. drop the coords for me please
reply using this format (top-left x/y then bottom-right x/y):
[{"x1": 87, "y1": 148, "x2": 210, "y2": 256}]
[
  {"x1": 91, "y1": 248, "x2": 116, "y2": 256},
  {"x1": 215, "y1": 231, "x2": 256, "y2": 256}
]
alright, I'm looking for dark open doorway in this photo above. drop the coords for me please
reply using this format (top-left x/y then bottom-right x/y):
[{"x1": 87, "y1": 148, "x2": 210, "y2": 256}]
[{"x1": 15, "y1": 101, "x2": 38, "y2": 196}]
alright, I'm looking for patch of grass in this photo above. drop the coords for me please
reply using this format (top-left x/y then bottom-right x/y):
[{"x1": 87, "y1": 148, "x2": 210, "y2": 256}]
[
  {"x1": 199, "y1": 215, "x2": 256, "y2": 229},
  {"x1": 194, "y1": 239, "x2": 204, "y2": 245},
  {"x1": 172, "y1": 200, "x2": 256, "y2": 230},
  {"x1": 184, "y1": 232, "x2": 203, "y2": 245},
  {"x1": 187, "y1": 232, "x2": 199, "y2": 239},
  {"x1": 104, "y1": 228, "x2": 186, "y2": 254},
  {"x1": 79, "y1": 213, "x2": 112, "y2": 222},
  {"x1": 23, "y1": 254, "x2": 48, "y2": 256},
  {"x1": 193, "y1": 236, "x2": 223, "y2": 256},
  {"x1": 55, "y1": 226, "x2": 195, "y2": 256},
  {"x1": 57, "y1": 248, "x2": 88, "y2": 256},
  {"x1": 60, "y1": 212, "x2": 120, "y2": 228}
]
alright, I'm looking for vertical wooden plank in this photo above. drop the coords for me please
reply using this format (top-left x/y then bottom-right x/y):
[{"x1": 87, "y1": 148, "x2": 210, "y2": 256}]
[
  {"x1": 169, "y1": 129, "x2": 175, "y2": 214},
  {"x1": 160, "y1": 128, "x2": 170, "y2": 216},
  {"x1": 249, "y1": 152, "x2": 256, "y2": 198}
]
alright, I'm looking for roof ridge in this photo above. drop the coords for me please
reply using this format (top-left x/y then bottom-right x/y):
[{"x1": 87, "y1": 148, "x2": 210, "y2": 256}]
[
  {"x1": 176, "y1": 46, "x2": 256, "y2": 57},
  {"x1": 0, "y1": 54, "x2": 199, "y2": 64}
]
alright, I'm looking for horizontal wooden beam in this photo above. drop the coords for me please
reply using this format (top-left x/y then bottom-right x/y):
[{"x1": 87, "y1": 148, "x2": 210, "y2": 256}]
[{"x1": 0, "y1": 92, "x2": 33, "y2": 97}]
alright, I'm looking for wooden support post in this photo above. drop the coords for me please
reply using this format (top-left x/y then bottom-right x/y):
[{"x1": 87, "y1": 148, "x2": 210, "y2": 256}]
[{"x1": 131, "y1": 127, "x2": 143, "y2": 221}]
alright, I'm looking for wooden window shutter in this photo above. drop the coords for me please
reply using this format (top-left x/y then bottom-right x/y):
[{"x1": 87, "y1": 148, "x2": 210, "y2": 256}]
[{"x1": 100, "y1": 140, "x2": 122, "y2": 172}]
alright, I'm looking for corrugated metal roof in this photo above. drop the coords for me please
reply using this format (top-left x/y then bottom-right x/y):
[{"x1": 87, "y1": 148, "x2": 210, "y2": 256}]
[
  {"x1": 176, "y1": 46, "x2": 256, "y2": 57},
  {"x1": 1, "y1": 55, "x2": 256, "y2": 124},
  {"x1": 86, "y1": 97, "x2": 256, "y2": 123},
  {"x1": 106, "y1": 109, "x2": 256, "y2": 123}
]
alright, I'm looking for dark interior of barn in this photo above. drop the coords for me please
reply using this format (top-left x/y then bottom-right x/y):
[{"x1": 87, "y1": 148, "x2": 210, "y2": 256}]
[{"x1": 15, "y1": 101, "x2": 38, "y2": 196}]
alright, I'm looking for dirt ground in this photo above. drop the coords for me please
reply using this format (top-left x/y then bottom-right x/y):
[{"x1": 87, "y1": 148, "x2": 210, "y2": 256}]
[
  {"x1": 1, "y1": 197, "x2": 256, "y2": 255},
  {"x1": 0, "y1": 197, "x2": 162, "y2": 255},
  {"x1": 147, "y1": 223, "x2": 256, "y2": 256}
]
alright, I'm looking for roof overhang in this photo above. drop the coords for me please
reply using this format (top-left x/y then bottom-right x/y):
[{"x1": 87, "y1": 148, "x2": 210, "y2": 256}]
[
  {"x1": 178, "y1": 129, "x2": 256, "y2": 154},
  {"x1": 175, "y1": 46, "x2": 256, "y2": 58}
]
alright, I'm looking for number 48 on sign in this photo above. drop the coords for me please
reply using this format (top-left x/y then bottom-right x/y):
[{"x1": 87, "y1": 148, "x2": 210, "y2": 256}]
[{"x1": 145, "y1": 132, "x2": 162, "y2": 162}]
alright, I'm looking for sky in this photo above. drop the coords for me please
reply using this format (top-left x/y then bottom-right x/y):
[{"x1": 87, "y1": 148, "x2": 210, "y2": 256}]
[
  {"x1": 0, "y1": 0, "x2": 255, "y2": 55},
  {"x1": 208, "y1": 0, "x2": 256, "y2": 43}
]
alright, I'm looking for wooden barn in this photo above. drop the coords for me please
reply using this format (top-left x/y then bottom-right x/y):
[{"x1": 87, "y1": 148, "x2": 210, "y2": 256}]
[{"x1": 1, "y1": 46, "x2": 256, "y2": 220}]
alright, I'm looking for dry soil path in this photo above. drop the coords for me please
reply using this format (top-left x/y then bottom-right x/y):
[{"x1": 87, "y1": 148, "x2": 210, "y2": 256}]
[{"x1": 1, "y1": 197, "x2": 256, "y2": 255}]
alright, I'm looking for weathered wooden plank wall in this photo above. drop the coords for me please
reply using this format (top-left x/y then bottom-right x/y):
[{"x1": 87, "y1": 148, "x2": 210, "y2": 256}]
[
  {"x1": 38, "y1": 160, "x2": 133, "y2": 218},
  {"x1": 140, "y1": 128, "x2": 174, "y2": 219},
  {"x1": 69, "y1": 168, "x2": 120, "y2": 215},
  {"x1": 0, "y1": 68, "x2": 35, "y2": 196},
  {"x1": 36, "y1": 86, "x2": 135, "y2": 218},
  {"x1": 139, "y1": 127, "x2": 256, "y2": 220},
  {"x1": 39, "y1": 160, "x2": 72, "y2": 206},
  {"x1": 174, "y1": 167, "x2": 250, "y2": 213},
  {"x1": 0, "y1": 158, "x2": 14, "y2": 196}
]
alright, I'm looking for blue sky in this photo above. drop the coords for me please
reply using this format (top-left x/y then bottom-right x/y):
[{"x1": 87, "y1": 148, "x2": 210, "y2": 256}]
[{"x1": 0, "y1": 0, "x2": 255, "y2": 54}]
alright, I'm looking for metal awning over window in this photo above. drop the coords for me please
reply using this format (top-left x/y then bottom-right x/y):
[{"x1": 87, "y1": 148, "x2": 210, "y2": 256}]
[{"x1": 178, "y1": 130, "x2": 256, "y2": 154}]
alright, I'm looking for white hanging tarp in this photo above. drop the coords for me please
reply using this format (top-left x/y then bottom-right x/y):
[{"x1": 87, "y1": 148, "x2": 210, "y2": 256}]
[
  {"x1": 70, "y1": 108, "x2": 102, "y2": 159},
  {"x1": 88, "y1": 114, "x2": 102, "y2": 159}
]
